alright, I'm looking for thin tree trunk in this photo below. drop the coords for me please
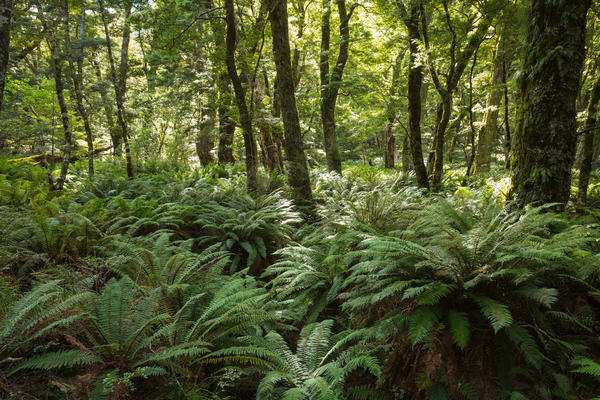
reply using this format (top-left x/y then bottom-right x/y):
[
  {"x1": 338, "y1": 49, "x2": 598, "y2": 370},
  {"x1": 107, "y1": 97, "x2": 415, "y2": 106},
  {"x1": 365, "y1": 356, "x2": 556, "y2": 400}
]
[
  {"x1": 510, "y1": 0, "x2": 590, "y2": 206},
  {"x1": 65, "y1": 2, "x2": 94, "y2": 176},
  {"x1": 217, "y1": 73, "x2": 235, "y2": 164},
  {"x1": 37, "y1": 3, "x2": 72, "y2": 190},
  {"x1": 577, "y1": 74, "x2": 600, "y2": 207},
  {"x1": 208, "y1": 7, "x2": 235, "y2": 165},
  {"x1": 319, "y1": 0, "x2": 354, "y2": 173},
  {"x1": 503, "y1": 60, "x2": 511, "y2": 169},
  {"x1": 421, "y1": 1, "x2": 492, "y2": 191},
  {"x1": 384, "y1": 51, "x2": 403, "y2": 169},
  {"x1": 92, "y1": 56, "x2": 120, "y2": 155},
  {"x1": 474, "y1": 33, "x2": 505, "y2": 174},
  {"x1": 268, "y1": 0, "x2": 314, "y2": 214},
  {"x1": 196, "y1": 104, "x2": 215, "y2": 166},
  {"x1": 98, "y1": 0, "x2": 133, "y2": 177},
  {"x1": 402, "y1": 2, "x2": 429, "y2": 189},
  {"x1": 224, "y1": 0, "x2": 257, "y2": 192},
  {"x1": 255, "y1": 76, "x2": 281, "y2": 173},
  {"x1": 263, "y1": 69, "x2": 285, "y2": 171},
  {"x1": 0, "y1": 0, "x2": 11, "y2": 115},
  {"x1": 465, "y1": 43, "x2": 480, "y2": 179}
]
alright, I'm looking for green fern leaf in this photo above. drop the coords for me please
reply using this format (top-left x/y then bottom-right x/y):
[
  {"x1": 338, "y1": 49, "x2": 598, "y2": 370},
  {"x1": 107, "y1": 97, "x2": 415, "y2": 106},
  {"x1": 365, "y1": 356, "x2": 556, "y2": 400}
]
[
  {"x1": 471, "y1": 295, "x2": 512, "y2": 333},
  {"x1": 447, "y1": 310, "x2": 470, "y2": 350}
]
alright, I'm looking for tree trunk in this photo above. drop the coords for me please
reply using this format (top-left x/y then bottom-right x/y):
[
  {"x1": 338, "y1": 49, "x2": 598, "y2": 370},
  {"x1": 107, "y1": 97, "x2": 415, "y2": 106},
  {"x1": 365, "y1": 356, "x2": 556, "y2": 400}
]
[
  {"x1": 37, "y1": 3, "x2": 72, "y2": 190},
  {"x1": 217, "y1": 75, "x2": 235, "y2": 164},
  {"x1": 474, "y1": 34, "x2": 505, "y2": 174},
  {"x1": 255, "y1": 75, "x2": 281, "y2": 173},
  {"x1": 65, "y1": 2, "x2": 94, "y2": 176},
  {"x1": 384, "y1": 51, "x2": 403, "y2": 169},
  {"x1": 98, "y1": 0, "x2": 134, "y2": 178},
  {"x1": 210, "y1": 10, "x2": 235, "y2": 165},
  {"x1": 421, "y1": 1, "x2": 492, "y2": 191},
  {"x1": 196, "y1": 104, "x2": 215, "y2": 166},
  {"x1": 224, "y1": 0, "x2": 258, "y2": 192},
  {"x1": 268, "y1": 0, "x2": 314, "y2": 214},
  {"x1": 92, "y1": 56, "x2": 120, "y2": 155},
  {"x1": 577, "y1": 74, "x2": 600, "y2": 207},
  {"x1": 404, "y1": 3, "x2": 429, "y2": 189},
  {"x1": 510, "y1": 0, "x2": 590, "y2": 206},
  {"x1": 0, "y1": 0, "x2": 11, "y2": 115},
  {"x1": 319, "y1": 0, "x2": 353, "y2": 173},
  {"x1": 384, "y1": 121, "x2": 395, "y2": 169},
  {"x1": 503, "y1": 60, "x2": 511, "y2": 169},
  {"x1": 263, "y1": 70, "x2": 285, "y2": 171},
  {"x1": 430, "y1": 93, "x2": 452, "y2": 190}
]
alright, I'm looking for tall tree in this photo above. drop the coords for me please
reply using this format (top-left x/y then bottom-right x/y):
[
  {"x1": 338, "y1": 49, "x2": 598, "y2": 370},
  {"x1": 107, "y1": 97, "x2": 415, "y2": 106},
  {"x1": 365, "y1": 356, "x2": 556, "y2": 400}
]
[
  {"x1": 268, "y1": 0, "x2": 314, "y2": 213},
  {"x1": 37, "y1": 1, "x2": 73, "y2": 190},
  {"x1": 319, "y1": 0, "x2": 355, "y2": 173},
  {"x1": 64, "y1": 1, "x2": 94, "y2": 176},
  {"x1": 0, "y1": 0, "x2": 11, "y2": 115},
  {"x1": 383, "y1": 51, "x2": 403, "y2": 169},
  {"x1": 421, "y1": 1, "x2": 492, "y2": 190},
  {"x1": 577, "y1": 73, "x2": 600, "y2": 208},
  {"x1": 224, "y1": 0, "x2": 258, "y2": 192},
  {"x1": 98, "y1": 0, "x2": 134, "y2": 178},
  {"x1": 474, "y1": 33, "x2": 505, "y2": 174},
  {"x1": 397, "y1": 0, "x2": 429, "y2": 189},
  {"x1": 92, "y1": 55, "x2": 119, "y2": 155},
  {"x1": 510, "y1": 0, "x2": 590, "y2": 206}
]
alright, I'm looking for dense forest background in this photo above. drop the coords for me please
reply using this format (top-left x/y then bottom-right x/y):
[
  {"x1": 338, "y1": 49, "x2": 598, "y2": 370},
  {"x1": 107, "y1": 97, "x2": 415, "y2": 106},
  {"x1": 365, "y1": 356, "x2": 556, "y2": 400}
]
[{"x1": 1, "y1": 0, "x2": 600, "y2": 399}]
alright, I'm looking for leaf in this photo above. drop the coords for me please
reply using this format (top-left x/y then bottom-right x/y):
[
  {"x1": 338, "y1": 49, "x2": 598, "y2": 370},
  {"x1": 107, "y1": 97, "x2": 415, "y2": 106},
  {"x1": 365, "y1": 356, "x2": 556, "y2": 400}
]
[
  {"x1": 408, "y1": 307, "x2": 440, "y2": 346},
  {"x1": 470, "y1": 295, "x2": 512, "y2": 333},
  {"x1": 447, "y1": 310, "x2": 470, "y2": 350}
]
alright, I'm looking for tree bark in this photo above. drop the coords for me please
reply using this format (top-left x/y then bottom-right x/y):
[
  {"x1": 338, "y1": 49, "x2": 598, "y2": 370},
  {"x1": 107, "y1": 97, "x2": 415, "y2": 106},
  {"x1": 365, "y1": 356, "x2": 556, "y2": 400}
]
[
  {"x1": 384, "y1": 51, "x2": 403, "y2": 169},
  {"x1": 92, "y1": 56, "x2": 120, "y2": 155},
  {"x1": 510, "y1": 0, "x2": 590, "y2": 206},
  {"x1": 65, "y1": 2, "x2": 94, "y2": 176},
  {"x1": 503, "y1": 60, "x2": 511, "y2": 170},
  {"x1": 0, "y1": 0, "x2": 11, "y2": 115},
  {"x1": 196, "y1": 104, "x2": 215, "y2": 166},
  {"x1": 268, "y1": 0, "x2": 314, "y2": 213},
  {"x1": 224, "y1": 0, "x2": 258, "y2": 192},
  {"x1": 577, "y1": 74, "x2": 600, "y2": 207},
  {"x1": 98, "y1": 0, "x2": 134, "y2": 178},
  {"x1": 474, "y1": 33, "x2": 505, "y2": 174},
  {"x1": 401, "y1": 1, "x2": 429, "y2": 189},
  {"x1": 37, "y1": 3, "x2": 72, "y2": 190},
  {"x1": 421, "y1": 0, "x2": 492, "y2": 190},
  {"x1": 217, "y1": 76, "x2": 235, "y2": 164},
  {"x1": 319, "y1": 0, "x2": 354, "y2": 173}
]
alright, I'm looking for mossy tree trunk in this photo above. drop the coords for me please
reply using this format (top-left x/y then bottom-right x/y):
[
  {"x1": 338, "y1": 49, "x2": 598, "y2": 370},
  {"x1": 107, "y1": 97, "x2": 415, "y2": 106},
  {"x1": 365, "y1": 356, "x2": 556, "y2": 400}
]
[
  {"x1": 92, "y1": 56, "x2": 120, "y2": 156},
  {"x1": 196, "y1": 103, "x2": 216, "y2": 166},
  {"x1": 577, "y1": 74, "x2": 600, "y2": 207},
  {"x1": 510, "y1": 0, "x2": 590, "y2": 206},
  {"x1": 421, "y1": 0, "x2": 492, "y2": 191},
  {"x1": 99, "y1": 0, "x2": 134, "y2": 178},
  {"x1": 37, "y1": 2, "x2": 72, "y2": 190},
  {"x1": 224, "y1": 0, "x2": 258, "y2": 192},
  {"x1": 268, "y1": 0, "x2": 314, "y2": 214},
  {"x1": 0, "y1": 0, "x2": 11, "y2": 115},
  {"x1": 384, "y1": 51, "x2": 403, "y2": 169},
  {"x1": 398, "y1": 1, "x2": 429, "y2": 189},
  {"x1": 319, "y1": 0, "x2": 355, "y2": 173},
  {"x1": 65, "y1": 2, "x2": 94, "y2": 176},
  {"x1": 474, "y1": 33, "x2": 505, "y2": 174}
]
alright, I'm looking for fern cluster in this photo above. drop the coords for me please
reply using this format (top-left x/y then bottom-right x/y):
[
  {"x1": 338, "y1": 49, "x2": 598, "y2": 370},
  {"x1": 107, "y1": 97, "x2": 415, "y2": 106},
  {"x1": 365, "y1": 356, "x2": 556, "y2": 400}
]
[{"x1": 1, "y1": 161, "x2": 599, "y2": 399}]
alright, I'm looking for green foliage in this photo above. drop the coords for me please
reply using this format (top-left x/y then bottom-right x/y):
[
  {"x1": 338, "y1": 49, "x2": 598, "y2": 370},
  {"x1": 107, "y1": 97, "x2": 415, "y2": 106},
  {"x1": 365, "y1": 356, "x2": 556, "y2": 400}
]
[
  {"x1": 252, "y1": 320, "x2": 381, "y2": 400},
  {"x1": 341, "y1": 198, "x2": 599, "y2": 396},
  {"x1": 0, "y1": 280, "x2": 90, "y2": 369}
]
